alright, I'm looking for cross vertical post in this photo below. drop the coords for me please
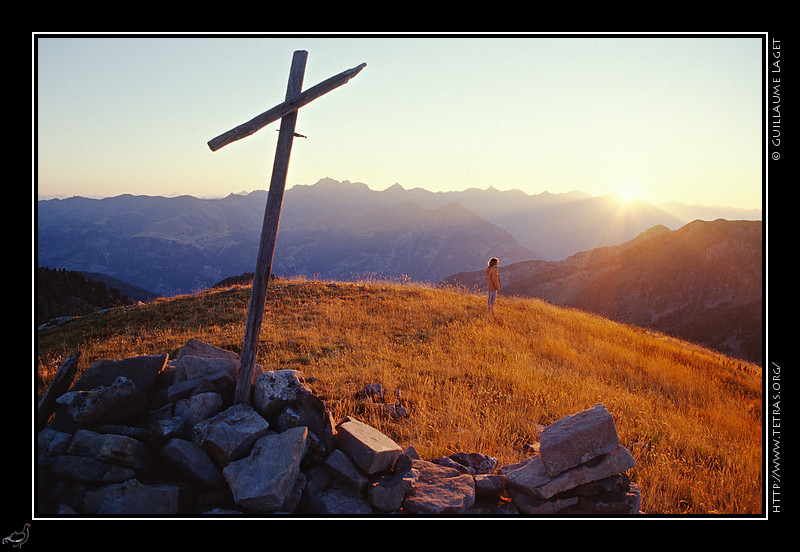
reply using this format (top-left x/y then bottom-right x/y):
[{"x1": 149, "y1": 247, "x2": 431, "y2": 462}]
[
  {"x1": 234, "y1": 50, "x2": 307, "y2": 405},
  {"x1": 207, "y1": 50, "x2": 365, "y2": 406}
]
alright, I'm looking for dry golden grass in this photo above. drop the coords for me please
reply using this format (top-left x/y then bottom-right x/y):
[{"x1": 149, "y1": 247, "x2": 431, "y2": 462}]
[{"x1": 36, "y1": 277, "x2": 763, "y2": 515}]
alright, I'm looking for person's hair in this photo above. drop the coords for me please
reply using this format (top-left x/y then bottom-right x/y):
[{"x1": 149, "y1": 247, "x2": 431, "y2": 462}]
[{"x1": 488, "y1": 257, "x2": 499, "y2": 267}]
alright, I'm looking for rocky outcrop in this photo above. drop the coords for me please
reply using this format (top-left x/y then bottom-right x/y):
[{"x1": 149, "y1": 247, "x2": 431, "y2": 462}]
[{"x1": 37, "y1": 340, "x2": 641, "y2": 516}]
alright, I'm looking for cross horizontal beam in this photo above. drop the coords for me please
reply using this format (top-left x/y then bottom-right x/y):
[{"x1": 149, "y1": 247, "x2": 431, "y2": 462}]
[{"x1": 207, "y1": 62, "x2": 366, "y2": 152}]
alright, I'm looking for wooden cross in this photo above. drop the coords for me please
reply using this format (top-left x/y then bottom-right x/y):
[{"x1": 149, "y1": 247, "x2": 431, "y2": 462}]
[{"x1": 207, "y1": 50, "x2": 366, "y2": 405}]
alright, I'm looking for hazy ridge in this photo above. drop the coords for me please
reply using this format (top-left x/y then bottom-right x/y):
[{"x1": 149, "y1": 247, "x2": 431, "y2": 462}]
[
  {"x1": 444, "y1": 219, "x2": 762, "y2": 364},
  {"x1": 36, "y1": 177, "x2": 760, "y2": 296}
]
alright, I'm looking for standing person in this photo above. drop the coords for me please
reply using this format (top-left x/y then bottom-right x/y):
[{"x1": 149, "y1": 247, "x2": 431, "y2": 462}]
[{"x1": 486, "y1": 257, "x2": 501, "y2": 314}]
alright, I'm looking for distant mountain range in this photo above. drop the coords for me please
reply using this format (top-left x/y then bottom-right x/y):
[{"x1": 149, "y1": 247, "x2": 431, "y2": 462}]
[
  {"x1": 443, "y1": 219, "x2": 762, "y2": 364},
  {"x1": 36, "y1": 178, "x2": 763, "y2": 362},
  {"x1": 279, "y1": 178, "x2": 760, "y2": 262},
  {"x1": 36, "y1": 177, "x2": 760, "y2": 295}
]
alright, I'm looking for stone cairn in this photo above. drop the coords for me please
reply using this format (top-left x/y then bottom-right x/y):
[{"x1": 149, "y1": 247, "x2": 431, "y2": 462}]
[{"x1": 37, "y1": 339, "x2": 642, "y2": 516}]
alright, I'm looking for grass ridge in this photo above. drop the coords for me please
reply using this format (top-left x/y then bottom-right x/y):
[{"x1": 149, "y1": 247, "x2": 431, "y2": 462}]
[{"x1": 36, "y1": 277, "x2": 763, "y2": 515}]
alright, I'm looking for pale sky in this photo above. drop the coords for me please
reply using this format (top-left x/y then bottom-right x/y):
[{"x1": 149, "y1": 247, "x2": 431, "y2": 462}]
[{"x1": 34, "y1": 33, "x2": 765, "y2": 209}]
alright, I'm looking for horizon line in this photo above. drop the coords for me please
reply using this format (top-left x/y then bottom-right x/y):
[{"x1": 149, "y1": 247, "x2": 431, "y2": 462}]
[{"x1": 35, "y1": 178, "x2": 764, "y2": 213}]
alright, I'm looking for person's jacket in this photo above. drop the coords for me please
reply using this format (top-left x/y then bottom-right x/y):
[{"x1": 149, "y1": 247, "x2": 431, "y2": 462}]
[{"x1": 486, "y1": 266, "x2": 501, "y2": 291}]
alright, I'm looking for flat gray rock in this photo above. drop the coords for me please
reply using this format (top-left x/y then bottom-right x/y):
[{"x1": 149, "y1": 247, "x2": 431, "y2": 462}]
[
  {"x1": 223, "y1": 426, "x2": 308, "y2": 513},
  {"x1": 71, "y1": 354, "x2": 168, "y2": 395},
  {"x1": 161, "y1": 438, "x2": 225, "y2": 488},
  {"x1": 83, "y1": 479, "x2": 180, "y2": 515},
  {"x1": 192, "y1": 403, "x2": 270, "y2": 465},
  {"x1": 334, "y1": 417, "x2": 403, "y2": 475},
  {"x1": 506, "y1": 445, "x2": 635, "y2": 500},
  {"x1": 539, "y1": 403, "x2": 619, "y2": 477},
  {"x1": 402, "y1": 459, "x2": 475, "y2": 514}
]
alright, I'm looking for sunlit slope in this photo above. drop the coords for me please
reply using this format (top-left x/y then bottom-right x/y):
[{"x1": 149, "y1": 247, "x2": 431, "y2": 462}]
[{"x1": 37, "y1": 278, "x2": 763, "y2": 514}]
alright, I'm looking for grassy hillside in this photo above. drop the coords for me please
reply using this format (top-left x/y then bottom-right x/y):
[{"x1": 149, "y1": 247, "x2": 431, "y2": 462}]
[{"x1": 36, "y1": 278, "x2": 763, "y2": 515}]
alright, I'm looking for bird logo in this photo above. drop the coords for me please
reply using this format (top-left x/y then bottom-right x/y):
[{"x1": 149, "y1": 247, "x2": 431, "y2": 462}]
[{"x1": 2, "y1": 524, "x2": 29, "y2": 548}]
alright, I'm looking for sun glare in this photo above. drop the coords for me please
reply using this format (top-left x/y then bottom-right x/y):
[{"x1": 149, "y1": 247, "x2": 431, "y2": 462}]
[{"x1": 614, "y1": 182, "x2": 641, "y2": 203}]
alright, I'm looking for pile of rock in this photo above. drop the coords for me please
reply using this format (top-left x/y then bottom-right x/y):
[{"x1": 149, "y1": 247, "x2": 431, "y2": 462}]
[
  {"x1": 37, "y1": 339, "x2": 641, "y2": 516},
  {"x1": 501, "y1": 403, "x2": 641, "y2": 514}
]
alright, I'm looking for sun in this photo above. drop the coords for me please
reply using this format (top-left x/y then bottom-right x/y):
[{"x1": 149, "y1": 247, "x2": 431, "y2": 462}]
[{"x1": 614, "y1": 182, "x2": 641, "y2": 203}]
